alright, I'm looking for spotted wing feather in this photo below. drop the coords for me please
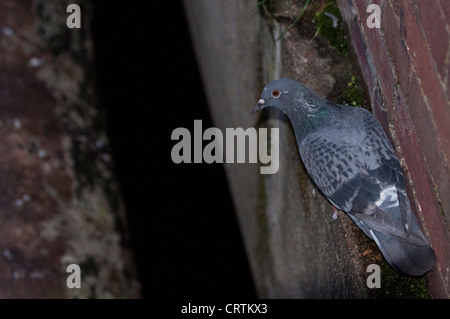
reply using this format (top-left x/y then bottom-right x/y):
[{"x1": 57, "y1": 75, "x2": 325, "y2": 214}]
[
  {"x1": 300, "y1": 132, "x2": 411, "y2": 239},
  {"x1": 298, "y1": 107, "x2": 436, "y2": 275},
  {"x1": 300, "y1": 108, "x2": 431, "y2": 236}
]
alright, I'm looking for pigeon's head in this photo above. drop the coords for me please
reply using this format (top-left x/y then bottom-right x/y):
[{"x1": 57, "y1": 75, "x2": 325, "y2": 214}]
[
  {"x1": 253, "y1": 78, "x2": 300, "y2": 115},
  {"x1": 253, "y1": 78, "x2": 327, "y2": 118}
]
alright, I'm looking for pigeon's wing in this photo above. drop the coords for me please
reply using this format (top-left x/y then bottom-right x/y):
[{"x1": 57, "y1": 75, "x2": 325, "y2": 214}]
[
  {"x1": 299, "y1": 128, "x2": 436, "y2": 275},
  {"x1": 298, "y1": 109, "x2": 421, "y2": 243}
]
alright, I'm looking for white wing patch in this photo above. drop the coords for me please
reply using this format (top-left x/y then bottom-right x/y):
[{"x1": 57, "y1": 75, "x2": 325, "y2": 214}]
[{"x1": 375, "y1": 185, "x2": 399, "y2": 209}]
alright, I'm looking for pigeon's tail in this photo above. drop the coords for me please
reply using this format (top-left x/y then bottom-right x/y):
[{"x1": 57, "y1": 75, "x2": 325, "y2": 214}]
[{"x1": 369, "y1": 228, "x2": 436, "y2": 276}]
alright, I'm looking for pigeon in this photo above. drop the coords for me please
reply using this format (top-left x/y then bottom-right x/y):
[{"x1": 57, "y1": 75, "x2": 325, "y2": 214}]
[{"x1": 253, "y1": 78, "x2": 436, "y2": 276}]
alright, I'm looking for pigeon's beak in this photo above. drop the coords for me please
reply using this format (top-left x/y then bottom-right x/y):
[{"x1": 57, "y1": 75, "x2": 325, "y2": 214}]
[{"x1": 252, "y1": 99, "x2": 265, "y2": 114}]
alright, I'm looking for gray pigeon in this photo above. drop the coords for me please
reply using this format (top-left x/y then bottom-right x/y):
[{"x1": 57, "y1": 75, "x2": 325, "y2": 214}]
[{"x1": 253, "y1": 78, "x2": 436, "y2": 276}]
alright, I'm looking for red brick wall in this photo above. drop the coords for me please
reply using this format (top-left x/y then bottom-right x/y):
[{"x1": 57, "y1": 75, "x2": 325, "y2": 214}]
[{"x1": 337, "y1": 0, "x2": 450, "y2": 298}]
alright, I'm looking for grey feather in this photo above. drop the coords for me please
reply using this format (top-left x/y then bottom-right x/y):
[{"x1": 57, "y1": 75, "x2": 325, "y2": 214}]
[{"x1": 253, "y1": 78, "x2": 436, "y2": 276}]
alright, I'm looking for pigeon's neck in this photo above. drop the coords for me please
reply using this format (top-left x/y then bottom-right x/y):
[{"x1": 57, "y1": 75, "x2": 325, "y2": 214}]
[{"x1": 286, "y1": 97, "x2": 338, "y2": 141}]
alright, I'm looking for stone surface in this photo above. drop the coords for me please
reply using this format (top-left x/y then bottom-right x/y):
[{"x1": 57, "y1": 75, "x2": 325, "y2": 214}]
[{"x1": 0, "y1": 0, "x2": 139, "y2": 298}]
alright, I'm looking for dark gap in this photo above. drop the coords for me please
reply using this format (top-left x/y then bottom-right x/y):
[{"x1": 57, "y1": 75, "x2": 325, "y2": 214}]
[{"x1": 91, "y1": 0, "x2": 256, "y2": 298}]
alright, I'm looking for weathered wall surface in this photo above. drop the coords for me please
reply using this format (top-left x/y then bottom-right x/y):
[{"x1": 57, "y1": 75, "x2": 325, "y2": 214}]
[
  {"x1": 0, "y1": 0, "x2": 139, "y2": 298},
  {"x1": 183, "y1": 0, "x2": 449, "y2": 298},
  {"x1": 337, "y1": 0, "x2": 450, "y2": 298},
  {"x1": 183, "y1": 0, "x2": 435, "y2": 298}
]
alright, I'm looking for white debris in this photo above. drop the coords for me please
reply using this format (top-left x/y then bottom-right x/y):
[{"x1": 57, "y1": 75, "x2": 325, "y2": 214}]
[
  {"x1": 14, "y1": 199, "x2": 24, "y2": 207},
  {"x1": 60, "y1": 255, "x2": 77, "y2": 264},
  {"x1": 102, "y1": 153, "x2": 111, "y2": 162},
  {"x1": 13, "y1": 270, "x2": 25, "y2": 279},
  {"x1": 22, "y1": 194, "x2": 31, "y2": 202},
  {"x1": 12, "y1": 118, "x2": 21, "y2": 129},
  {"x1": 42, "y1": 162, "x2": 52, "y2": 172},
  {"x1": 95, "y1": 139, "x2": 105, "y2": 148},
  {"x1": 29, "y1": 272, "x2": 44, "y2": 279},
  {"x1": 3, "y1": 249, "x2": 13, "y2": 261},
  {"x1": 324, "y1": 12, "x2": 339, "y2": 28},
  {"x1": 1, "y1": 26, "x2": 14, "y2": 37},
  {"x1": 29, "y1": 57, "x2": 44, "y2": 67},
  {"x1": 38, "y1": 149, "x2": 47, "y2": 158}
]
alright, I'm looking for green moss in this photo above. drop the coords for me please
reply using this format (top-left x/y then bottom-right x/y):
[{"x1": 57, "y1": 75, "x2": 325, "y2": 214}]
[
  {"x1": 338, "y1": 75, "x2": 365, "y2": 107},
  {"x1": 372, "y1": 262, "x2": 430, "y2": 299},
  {"x1": 313, "y1": 2, "x2": 348, "y2": 56}
]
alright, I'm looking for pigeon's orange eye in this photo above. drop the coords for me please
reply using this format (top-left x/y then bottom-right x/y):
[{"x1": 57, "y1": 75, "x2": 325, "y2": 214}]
[{"x1": 272, "y1": 89, "x2": 280, "y2": 98}]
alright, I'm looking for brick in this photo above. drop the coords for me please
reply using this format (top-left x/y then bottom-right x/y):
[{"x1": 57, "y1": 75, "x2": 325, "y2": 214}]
[
  {"x1": 390, "y1": 90, "x2": 450, "y2": 255},
  {"x1": 371, "y1": 87, "x2": 389, "y2": 131},
  {"x1": 400, "y1": 0, "x2": 450, "y2": 171},
  {"x1": 398, "y1": 0, "x2": 428, "y2": 67},
  {"x1": 414, "y1": 60, "x2": 450, "y2": 158},
  {"x1": 407, "y1": 75, "x2": 440, "y2": 168},
  {"x1": 408, "y1": 72, "x2": 450, "y2": 223},
  {"x1": 348, "y1": 19, "x2": 378, "y2": 96},
  {"x1": 341, "y1": 0, "x2": 450, "y2": 297},
  {"x1": 356, "y1": 3, "x2": 400, "y2": 111},
  {"x1": 362, "y1": 29, "x2": 396, "y2": 109},
  {"x1": 439, "y1": 0, "x2": 450, "y2": 21},
  {"x1": 417, "y1": 0, "x2": 449, "y2": 82},
  {"x1": 390, "y1": 91, "x2": 440, "y2": 229},
  {"x1": 448, "y1": 64, "x2": 450, "y2": 102},
  {"x1": 382, "y1": 0, "x2": 411, "y2": 91},
  {"x1": 437, "y1": 166, "x2": 450, "y2": 221}
]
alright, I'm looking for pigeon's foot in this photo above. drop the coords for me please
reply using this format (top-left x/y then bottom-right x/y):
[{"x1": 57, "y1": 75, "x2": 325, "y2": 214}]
[{"x1": 331, "y1": 206, "x2": 339, "y2": 221}]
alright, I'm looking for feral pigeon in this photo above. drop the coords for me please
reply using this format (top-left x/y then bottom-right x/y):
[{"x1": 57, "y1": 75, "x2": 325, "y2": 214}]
[{"x1": 253, "y1": 78, "x2": 436, "y2": 276}]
